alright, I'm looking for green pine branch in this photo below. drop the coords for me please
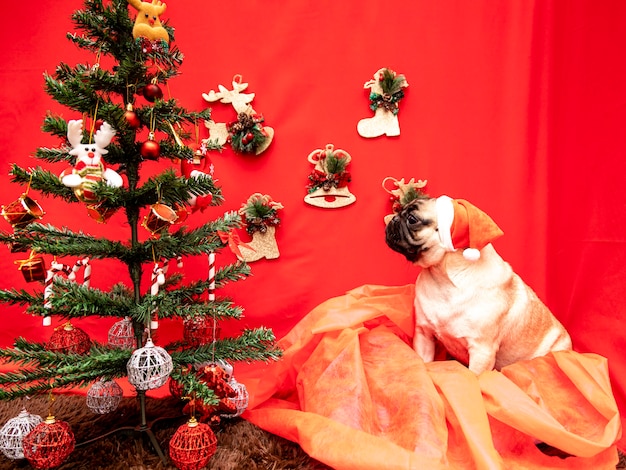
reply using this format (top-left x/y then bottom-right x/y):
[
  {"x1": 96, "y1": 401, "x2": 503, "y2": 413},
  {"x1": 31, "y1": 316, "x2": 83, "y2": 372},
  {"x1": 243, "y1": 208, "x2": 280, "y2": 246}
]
[{"x1": 170, "y1": 328, "x2": 282, "y2": 366}]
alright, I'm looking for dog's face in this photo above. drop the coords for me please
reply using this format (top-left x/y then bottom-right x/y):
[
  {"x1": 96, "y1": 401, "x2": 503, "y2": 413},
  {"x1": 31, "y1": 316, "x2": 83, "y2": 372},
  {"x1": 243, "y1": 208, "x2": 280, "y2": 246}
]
[{"x1": 385, "y1": 197, "x2": 447, "y2": 267}]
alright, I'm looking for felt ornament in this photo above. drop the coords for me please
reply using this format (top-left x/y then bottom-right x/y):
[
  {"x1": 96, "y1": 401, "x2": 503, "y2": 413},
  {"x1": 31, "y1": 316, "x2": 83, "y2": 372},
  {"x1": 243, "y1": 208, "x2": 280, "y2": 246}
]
[
  {"x1": 202, "y1": 76, "x2": 274, "y2": 155},
  {"x1": 128, "y1": 0, "x2": 169, "y2": 44},
  {"x1": 59, "y1": 119, "x2": 123, "y2": 203},
  {"x1": 236, "y1": 193, "x2": 283, "y2": 262},
  {"x1": 357, "y1": 68, "x2": 408, "y2": 138},
  {"x1": 435, "y1": 195, "x2": 504, "y2": 261},
  {"x1": 305, "y1": 144, "x2": 356, "y2": 209}
]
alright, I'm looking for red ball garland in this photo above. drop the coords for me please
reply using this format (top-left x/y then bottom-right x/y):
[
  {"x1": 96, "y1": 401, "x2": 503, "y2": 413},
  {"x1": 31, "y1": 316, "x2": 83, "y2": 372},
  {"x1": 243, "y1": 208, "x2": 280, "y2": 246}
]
[
  {"x1": 22, "y1": 417, "x2": 75, "y2": 470},
  {"x1": 169, "y1": 418, "x2": 217, "y2": 470}
]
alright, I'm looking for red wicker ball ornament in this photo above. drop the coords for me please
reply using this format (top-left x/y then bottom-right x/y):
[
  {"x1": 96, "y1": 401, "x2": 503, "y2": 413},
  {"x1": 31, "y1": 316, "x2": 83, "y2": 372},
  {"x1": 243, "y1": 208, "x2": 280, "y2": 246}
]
[
  {"x1": 46, "y1": 322, "x2": 91, "y2": 355},
  {"x1": 169, "y1": 418, "x2": 217, "y2": 470},
  {"x1": 182, "y1": 317, "x2": 220, "y2": 346},
  {"x1": 141, "y1": 133, "x2": 160, "y2": 160},
  {"x1": 143, "y1": 83, "x2": 163, "y2": 102},
  {"x1": 22, "y1": 416, "x2": 75, "y2": 470}
]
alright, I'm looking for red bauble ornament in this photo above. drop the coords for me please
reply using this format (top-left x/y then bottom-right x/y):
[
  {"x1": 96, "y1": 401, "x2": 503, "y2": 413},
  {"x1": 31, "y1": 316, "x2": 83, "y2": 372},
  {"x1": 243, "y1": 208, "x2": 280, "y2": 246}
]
[
  {"x1": 143, "y1": 83, "x2": 163, "y2": 102},
  {"x1": 182, "y1": 317, "x2": 220, "y2": 346},
  {"x1": 22, "y1": 416, "x2": 75, "y2": 470},
  {"x1": 46, "y1": 322, "x2": 91, "y2": 355},
  {"x1": 169, "y1": 418, "x2": 217, "y2": 470},
  {"x1": 124, "y1": 103, "x2": 141, "y2": 129},
  {"x1": 140, "y1": 133, "x2": 160, "y2": 160}
]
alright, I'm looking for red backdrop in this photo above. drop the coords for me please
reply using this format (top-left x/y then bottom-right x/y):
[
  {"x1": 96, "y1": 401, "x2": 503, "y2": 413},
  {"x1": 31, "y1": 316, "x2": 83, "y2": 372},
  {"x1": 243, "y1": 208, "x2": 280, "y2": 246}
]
[{"x1": 2, "y1": 0, "x2": 625, "y2": 448}]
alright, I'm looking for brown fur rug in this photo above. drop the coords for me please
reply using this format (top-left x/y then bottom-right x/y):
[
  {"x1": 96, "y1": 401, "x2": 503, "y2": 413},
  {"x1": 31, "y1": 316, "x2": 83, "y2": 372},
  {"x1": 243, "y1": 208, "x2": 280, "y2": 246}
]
[
  {"x1": 0, "y1": 394, "x2": 330, "y2": 470},
  {"x1": 0, "y1": 394, "x2": 623, "y2": 469}
]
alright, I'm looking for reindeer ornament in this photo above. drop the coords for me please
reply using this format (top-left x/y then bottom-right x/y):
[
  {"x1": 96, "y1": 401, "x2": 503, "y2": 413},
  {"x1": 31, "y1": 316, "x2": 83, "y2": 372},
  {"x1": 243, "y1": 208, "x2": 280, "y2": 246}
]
[
  {"x1": 202, "y1": 76, "x2": 274, "y2": 155},
  {"x1": 128, "y1": 0, "x2": 169, "y2": 44},
  {"x1": 60, "y1": 120, "x2": 123, "y2": 203}
]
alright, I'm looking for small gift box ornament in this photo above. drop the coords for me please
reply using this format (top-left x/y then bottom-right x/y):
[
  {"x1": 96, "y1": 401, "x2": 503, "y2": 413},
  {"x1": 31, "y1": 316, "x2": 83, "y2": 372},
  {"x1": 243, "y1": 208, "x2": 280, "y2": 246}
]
[
  {"x1": 305, "y1": 144, "x2": 356, "y2": 209},
  {"x1": 14, "y1": 252, "x2": 47, "y2": 283},
  {"x1": 357, "y1": 68, "x2": 408, "y2": 138}
]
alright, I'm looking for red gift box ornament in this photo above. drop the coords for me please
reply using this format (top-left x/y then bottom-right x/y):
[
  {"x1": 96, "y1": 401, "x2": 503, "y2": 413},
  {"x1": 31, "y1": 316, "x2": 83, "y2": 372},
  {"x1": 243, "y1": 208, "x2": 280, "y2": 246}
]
[
  {"x1": 22, "y1": 415, "x2": 75, "y2": 470},
  {"x1": 14, "y1": 252, "x2": 47, "y2": 283}
]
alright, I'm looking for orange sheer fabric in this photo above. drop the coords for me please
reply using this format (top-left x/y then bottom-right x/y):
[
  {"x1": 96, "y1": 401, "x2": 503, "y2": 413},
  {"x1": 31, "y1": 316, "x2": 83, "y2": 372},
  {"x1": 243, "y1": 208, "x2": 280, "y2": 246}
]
[{"x1": 240, "y1": 285, "x2": 621, "y2": 469}]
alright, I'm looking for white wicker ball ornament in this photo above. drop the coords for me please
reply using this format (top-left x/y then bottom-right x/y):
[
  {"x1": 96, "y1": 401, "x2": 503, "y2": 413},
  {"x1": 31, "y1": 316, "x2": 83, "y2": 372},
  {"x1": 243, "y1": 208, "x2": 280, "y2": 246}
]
[
  {"x1": 86, "y1": 379, "x2": 123, "y2": 414},
  {"x1": 221, "y1": 378, "x2": 249, "y2": 418},
  {"x1": 107, "y1": 317, "x2": 136, "y2": 349},
  {"x1": 127, "y1": 338, "x2": 173, "y2": 390},
  {"x1": 0, "y1": 408, "x2": 43, "y2": 460}
]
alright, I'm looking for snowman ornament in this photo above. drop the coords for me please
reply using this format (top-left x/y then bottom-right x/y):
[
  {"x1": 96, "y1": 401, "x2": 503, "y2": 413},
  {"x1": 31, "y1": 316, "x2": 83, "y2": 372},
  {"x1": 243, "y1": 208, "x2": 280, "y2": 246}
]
[{"x1": 60, "y1": 119, "x2": 123, "y2": 203}]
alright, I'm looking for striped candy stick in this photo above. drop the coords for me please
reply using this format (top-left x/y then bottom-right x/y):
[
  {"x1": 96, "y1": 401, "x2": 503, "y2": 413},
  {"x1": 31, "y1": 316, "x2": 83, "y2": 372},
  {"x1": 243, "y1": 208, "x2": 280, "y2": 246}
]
[
  {"x1": 150, "y1": 262, "x2": 166, "y2": 329},
  {"x1": 70, "y1": 257, "x2": 91, "y2": 287},
  {"x1": 43, "y1": 261, "x2": 73, "y2": 326}
]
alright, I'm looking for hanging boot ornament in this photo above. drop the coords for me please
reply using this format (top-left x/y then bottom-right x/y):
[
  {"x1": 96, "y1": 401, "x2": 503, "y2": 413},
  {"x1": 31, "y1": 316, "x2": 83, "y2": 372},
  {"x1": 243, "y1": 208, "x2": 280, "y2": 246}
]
[
  {"x1": 236, "y1": 193, "x2": 283, "y2": 262},
  {"x1": 202, "y1": 75, "x2": 274, "y2": 155},
  {"x1": 357, "y1": 68, "x2": 408, "y2": 138}
]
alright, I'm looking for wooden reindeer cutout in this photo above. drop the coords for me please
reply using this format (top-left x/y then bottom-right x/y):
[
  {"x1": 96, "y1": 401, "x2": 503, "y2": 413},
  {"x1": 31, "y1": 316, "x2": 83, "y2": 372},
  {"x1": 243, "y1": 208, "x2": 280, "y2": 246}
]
[{"x1": 202, "y1": 75, "x2": 274, "y2": 155}]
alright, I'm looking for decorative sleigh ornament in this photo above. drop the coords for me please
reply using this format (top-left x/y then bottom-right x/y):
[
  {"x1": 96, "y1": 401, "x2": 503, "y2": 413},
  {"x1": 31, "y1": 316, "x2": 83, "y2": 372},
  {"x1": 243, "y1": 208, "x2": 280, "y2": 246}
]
[{"x1": 305, "y1": 144, "x2": 355, "y2": 209}]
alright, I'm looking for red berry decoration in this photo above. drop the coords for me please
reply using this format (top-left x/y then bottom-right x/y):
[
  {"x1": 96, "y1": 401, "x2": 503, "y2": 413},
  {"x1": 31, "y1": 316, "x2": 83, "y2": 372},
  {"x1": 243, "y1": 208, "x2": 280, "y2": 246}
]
[
  {"x1": 140, "y1": 132, "x2": 160, "y2": 160},
  {"x1": 169, "y1": 417, "x2": 217, "y2": 470},
  {"x1": 22, "y1": 416, "x2": 75, "y2": 470},
  {"x1": 124, "y1": 103, "x2": 141, "y2": 129},
  {"x1": 46, "y1": 322, "x2": 91, "y2": 355},
  {"x1": 143, "y1": 82, "x2": 163, "y2": 102}
]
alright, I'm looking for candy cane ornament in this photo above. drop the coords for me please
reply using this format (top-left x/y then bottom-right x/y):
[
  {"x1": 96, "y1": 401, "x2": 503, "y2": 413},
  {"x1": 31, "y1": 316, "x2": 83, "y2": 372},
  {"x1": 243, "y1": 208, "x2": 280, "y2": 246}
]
[
  {"x1": 70, "y1": 257, "x2": 91, "y2": 287},
  {"x1": 150, "y1": 262, "x2": 166, "y2": 329},
  {"x1": 208, "y1": 252, "x2": 215, "y2": 302},
  {"x1": 43, "y1": 261, "x2": 73, "y2": 326}
]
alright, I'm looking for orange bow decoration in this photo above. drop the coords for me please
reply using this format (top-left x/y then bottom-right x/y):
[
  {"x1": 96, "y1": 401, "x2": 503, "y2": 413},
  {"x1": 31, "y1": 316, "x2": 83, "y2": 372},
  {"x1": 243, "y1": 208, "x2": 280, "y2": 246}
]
[{"x1": 217, "y1": 229, "x2": 255, "y2": 258}]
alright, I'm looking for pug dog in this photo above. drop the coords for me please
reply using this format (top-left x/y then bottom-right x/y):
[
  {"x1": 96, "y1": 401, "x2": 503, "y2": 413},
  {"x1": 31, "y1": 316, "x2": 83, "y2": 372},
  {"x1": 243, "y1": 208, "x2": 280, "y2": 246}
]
[{"x1": 385, "y1": 195, "x2": 572, "y2": 375}]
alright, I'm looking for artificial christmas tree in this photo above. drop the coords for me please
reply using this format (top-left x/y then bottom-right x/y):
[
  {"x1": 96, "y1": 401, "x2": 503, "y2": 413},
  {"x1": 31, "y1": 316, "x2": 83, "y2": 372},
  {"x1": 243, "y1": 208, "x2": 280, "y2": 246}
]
[{"x1": 0, "y1": 0, "x2": 280, "y2": 466}]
